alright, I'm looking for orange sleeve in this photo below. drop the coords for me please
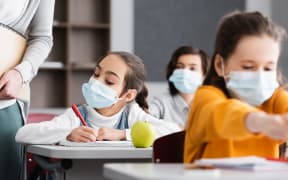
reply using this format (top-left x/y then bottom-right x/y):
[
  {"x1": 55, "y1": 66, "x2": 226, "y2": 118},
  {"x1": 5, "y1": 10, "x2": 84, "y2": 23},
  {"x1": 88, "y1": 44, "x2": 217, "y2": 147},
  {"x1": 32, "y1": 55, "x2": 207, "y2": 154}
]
[{"x1": 186, "y1": 86, "x2": 259, "y2": 143}]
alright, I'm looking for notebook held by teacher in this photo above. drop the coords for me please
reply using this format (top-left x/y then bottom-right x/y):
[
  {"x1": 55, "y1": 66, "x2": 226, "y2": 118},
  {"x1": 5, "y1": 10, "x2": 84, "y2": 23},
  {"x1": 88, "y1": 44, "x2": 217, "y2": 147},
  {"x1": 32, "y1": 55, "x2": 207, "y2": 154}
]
[{"x1": 0, "y1": 23, "x2": 29, "y2": 102}]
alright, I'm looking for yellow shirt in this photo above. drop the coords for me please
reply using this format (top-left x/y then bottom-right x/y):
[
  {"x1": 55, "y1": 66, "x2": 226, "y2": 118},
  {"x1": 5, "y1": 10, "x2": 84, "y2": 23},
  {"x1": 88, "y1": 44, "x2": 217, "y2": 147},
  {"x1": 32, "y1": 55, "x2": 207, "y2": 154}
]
[{"x1": 184, "y1": 85, "x2": 288, "y2": 163}]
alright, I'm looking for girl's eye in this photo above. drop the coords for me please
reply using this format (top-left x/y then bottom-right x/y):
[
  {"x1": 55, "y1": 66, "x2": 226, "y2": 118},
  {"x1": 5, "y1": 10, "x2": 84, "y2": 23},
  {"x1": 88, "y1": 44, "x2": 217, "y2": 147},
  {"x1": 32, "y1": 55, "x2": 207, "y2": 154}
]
[
  {"x1": 242, "y1": 66, "x2": 254, "y2": 70},
  {"x1": 189, "y1": 67, "x2": 195, "y2": 71},
  {"x1": 105, "y1": 80, "x2": 115, "y2": 85},
  {"x1": 94, "y1": 73, "x2": 100, "y2": 78},
  {"x1": 264, "y1": 67, "x2": 273, "y2": 71}
]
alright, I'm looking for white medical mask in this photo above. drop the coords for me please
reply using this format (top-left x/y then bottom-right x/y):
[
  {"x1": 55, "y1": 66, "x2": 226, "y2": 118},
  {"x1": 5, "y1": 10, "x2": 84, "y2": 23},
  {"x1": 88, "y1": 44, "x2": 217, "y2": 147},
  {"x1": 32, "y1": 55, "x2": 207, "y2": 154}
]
[
  {"x1": 225, "y1": 71, "x2": 279, "y2": 106},
  {"x1": 169, "y1": 69, "x2": 202, "y2": 93},
  {"x1": 82, "y1": 78, "x2": 121, "y2": 109}
]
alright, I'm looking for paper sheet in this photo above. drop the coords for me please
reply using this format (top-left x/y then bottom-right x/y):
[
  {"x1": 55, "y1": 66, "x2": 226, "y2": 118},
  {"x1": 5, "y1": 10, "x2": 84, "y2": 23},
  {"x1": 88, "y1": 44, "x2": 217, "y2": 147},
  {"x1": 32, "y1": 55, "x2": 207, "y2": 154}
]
[
  {"x1": 58, "y1": 140, "x2": 133, "y2": 147},
  {"x1": 195, "y1": 156, "x2": 288, "y2": 171}
]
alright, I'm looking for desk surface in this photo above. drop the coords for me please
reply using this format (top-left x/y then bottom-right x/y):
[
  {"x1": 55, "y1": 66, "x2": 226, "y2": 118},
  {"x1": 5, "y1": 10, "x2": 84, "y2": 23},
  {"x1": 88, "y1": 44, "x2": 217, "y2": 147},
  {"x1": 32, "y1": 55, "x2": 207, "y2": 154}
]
[
  {"x1": 27, "y1": 145, "x2": 152, "y2": 159},
  {"x1": 104, "y1": 163, "x2": 288, "y2": 180}
]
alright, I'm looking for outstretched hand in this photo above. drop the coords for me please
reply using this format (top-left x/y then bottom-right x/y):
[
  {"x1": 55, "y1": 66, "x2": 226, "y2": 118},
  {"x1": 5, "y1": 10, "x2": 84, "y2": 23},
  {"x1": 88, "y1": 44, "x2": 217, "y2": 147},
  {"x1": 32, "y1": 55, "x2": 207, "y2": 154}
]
[
  {"x1": 262, "y1": 113, "x2": 288, "y2": 140},
  {"x1": 246, "y1": 112, "x2": 288, "y2": 140},
  {"x1": 0, "y1": 69, "x2": 23, "y2": 99}
]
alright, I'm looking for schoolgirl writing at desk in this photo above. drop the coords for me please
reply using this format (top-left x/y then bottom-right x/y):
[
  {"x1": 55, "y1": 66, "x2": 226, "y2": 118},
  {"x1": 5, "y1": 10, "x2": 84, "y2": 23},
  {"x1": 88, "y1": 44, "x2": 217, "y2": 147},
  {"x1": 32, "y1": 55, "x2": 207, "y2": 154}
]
[
  {"x1": 184, "y1": 11, "x2": 288, "y2": 163},
  {"x1": 15, "y1": 52, "x2": 181, "y2": 144}
]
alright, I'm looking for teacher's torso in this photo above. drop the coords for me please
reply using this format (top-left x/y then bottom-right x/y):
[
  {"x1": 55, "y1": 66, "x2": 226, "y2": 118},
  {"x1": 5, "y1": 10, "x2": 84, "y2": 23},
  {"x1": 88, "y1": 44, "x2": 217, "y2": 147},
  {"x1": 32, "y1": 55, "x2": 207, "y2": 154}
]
[{"x1": 0, "y1": 0, "x2": 40, "y2": 109}]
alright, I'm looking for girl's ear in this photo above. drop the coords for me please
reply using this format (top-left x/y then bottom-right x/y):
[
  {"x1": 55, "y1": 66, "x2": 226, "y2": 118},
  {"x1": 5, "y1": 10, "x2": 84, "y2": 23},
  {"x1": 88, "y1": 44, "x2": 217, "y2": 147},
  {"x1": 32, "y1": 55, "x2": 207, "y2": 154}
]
[
  {"x1": 123, "y1": 89, "x2": 137, "y2": 102},
  {"x1": 214, "y1": 54, "x2": 224, "y2": 77}
]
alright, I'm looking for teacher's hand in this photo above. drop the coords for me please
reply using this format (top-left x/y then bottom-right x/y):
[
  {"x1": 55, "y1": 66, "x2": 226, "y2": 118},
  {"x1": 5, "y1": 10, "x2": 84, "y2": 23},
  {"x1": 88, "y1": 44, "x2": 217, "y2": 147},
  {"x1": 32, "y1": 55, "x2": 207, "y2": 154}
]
[{"x1": 0, "y1": 69, "x2": 23, "y2": 99}]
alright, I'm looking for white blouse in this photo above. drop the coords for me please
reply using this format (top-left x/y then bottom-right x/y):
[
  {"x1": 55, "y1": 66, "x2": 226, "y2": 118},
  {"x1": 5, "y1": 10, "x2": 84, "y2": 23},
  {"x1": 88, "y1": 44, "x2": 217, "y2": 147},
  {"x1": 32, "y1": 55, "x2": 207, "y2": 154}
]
[
  {"x1": 0, "y1": 0, "x2": 29, "y2": 25},
  {"x1": 149, "y1": 92, "x2": 190, "y2": 127}
]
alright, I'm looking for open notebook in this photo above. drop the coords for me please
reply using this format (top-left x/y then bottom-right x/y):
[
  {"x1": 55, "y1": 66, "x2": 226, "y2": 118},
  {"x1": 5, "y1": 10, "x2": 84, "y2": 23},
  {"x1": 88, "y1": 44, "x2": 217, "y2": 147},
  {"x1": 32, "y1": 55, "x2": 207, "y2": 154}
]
[
  {"x1": 195, "y1": 156, "x2": 288, "y2": 171},
  {"x1": 58, "y1": 140, "x2": 133, "y2": 147}
]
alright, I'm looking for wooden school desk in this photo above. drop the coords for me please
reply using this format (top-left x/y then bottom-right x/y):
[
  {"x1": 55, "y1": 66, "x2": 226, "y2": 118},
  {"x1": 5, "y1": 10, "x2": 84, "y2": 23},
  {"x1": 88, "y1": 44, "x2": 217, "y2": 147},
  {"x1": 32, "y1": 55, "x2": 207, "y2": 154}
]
[
  {"x1": 103, "y1": 163, "x2": 288, "y2": 180},
  {"x1": 27, "y1": 145, "x2": 152, "y2": 180}
]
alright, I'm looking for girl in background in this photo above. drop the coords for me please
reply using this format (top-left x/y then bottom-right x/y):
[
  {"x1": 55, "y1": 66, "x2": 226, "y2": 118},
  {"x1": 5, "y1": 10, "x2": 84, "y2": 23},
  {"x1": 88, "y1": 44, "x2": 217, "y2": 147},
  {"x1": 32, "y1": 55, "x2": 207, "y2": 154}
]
[
  {"x1": 149, "y1": 46, "x2": 209, "y2": 127},
  {"x1": 184, "y1": 11, "x2": 288, "y2": 163},
  {"x1": 16, "y1": 52, "x2": 181, "y2": 144}
]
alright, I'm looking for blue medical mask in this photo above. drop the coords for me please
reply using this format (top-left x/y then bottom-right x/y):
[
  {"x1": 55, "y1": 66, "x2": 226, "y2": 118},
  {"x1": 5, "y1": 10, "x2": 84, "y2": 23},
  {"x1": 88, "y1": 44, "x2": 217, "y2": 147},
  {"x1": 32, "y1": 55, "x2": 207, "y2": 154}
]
[
  {"x1": 226, "y1": 71, "x2": 279, "y2": 106},
  {"x1": 82, "y1": 78, "x2": 121, "y2": 109},
  {"x1": 169, "y1": 69, "x2": 202, "y2": 93}
]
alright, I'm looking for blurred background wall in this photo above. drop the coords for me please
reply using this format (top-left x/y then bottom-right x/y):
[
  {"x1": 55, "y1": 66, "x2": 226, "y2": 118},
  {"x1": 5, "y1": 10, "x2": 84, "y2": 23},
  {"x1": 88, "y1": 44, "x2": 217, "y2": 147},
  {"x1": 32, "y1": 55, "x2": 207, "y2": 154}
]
[
  {"x1": 112, "y1": 0, "x2": 288, "y2": 82},
  {"x1": 110, "y1": 0, "x2": 288, "y2": 99}
]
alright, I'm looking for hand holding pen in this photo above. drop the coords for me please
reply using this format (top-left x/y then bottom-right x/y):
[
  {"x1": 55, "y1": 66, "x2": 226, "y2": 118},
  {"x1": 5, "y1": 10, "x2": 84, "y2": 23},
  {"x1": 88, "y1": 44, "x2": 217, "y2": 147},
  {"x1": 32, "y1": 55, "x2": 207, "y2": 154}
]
[
  {"x1": 72, "y1": 103, "x2": 88, "y2": 126},
  {"x1": 67, "y1": 104, "x2": 98, "y2": 142}
]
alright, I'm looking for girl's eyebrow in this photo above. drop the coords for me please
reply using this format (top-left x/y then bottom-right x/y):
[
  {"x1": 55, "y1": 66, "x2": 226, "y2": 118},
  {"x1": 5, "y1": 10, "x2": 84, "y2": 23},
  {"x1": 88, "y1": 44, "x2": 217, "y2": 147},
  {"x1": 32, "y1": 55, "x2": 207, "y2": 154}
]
[
  {"x1": 240, "y1": 59, "x2": 275, "y2": 64},
  {"x1": 188, "y1": 63, "x2": 198, "y2": 66},
  {"x1": 240, "y1": 60, "x2": 255, "y2": 63},
  {"x1": 267, "y1": 61, "x2": 275, "y2": 65},
  {"x1": 177, "y1": 62, "x2": 198, "y2": 66},
  {"x1": 105, "y1": 71, "x2": 121, "y2": 80},
  {"x1": 96, "y1": 64, "x2": 121, "y2": 79}
]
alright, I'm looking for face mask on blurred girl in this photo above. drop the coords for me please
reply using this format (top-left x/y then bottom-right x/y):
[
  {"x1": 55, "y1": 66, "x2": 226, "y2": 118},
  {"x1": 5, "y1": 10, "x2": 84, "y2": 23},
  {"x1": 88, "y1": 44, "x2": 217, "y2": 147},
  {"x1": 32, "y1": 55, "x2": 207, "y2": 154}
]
[
  {"x1": 169, "y1": 69, "x2": 202, "y2": 93},
  {"x1": 221, "y1": 61, "x2": 279, "y2": 106}
]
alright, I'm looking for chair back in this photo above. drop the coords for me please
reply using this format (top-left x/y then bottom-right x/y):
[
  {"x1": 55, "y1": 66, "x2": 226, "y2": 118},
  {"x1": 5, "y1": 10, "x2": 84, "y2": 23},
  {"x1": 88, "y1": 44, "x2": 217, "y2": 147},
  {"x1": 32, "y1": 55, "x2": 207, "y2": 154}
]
[
  {"x1": 153, "y1": 130, "x2": 185, "y2": 163},
  {"x1": 27, "y1": 113, "x2": 56, "y2": 123},
  {"x1": 26, "y1": 113, "x2": 56, "y2": 180}
]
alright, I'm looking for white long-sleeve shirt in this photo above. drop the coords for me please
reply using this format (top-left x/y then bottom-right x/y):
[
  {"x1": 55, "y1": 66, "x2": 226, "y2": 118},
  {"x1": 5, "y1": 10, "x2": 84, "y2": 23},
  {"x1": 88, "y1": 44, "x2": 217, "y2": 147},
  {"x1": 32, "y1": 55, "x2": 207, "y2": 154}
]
[
  {"x1": 149, "y1": 92, "x2": 190, "y2": 127},
  {"x1": 15, "y1": 102, "x2": 182, "y2": 144},
  {"x1": 0, "y1": 0, "x2": 29, "y2": 25},
  {"x1": 0, "y1": 0, "x2": 54, "y2": 109}
]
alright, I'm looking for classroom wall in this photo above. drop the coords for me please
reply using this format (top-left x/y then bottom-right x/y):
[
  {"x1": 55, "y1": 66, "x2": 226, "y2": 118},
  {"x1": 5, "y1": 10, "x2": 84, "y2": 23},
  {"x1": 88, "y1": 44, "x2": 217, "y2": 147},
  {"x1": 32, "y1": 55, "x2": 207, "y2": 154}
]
[
  {"x1": 134, "y1": 0, "x2": 244, "y2": 81},
  {"x1": 111, "y1": 0, "x2": 134, "y2": 52},
  {"x1": 246, "y1": 0, "x2": 271, "y2": 17},
  {"x1": 246, "y1": 0, "x2": 288, "y2": 80},
  {"x1": 271, "y1": 0, "x2": 288, "y2": 80},
  {"x1": 110, "y1": 0, "x2": 288, "y2": 99}
]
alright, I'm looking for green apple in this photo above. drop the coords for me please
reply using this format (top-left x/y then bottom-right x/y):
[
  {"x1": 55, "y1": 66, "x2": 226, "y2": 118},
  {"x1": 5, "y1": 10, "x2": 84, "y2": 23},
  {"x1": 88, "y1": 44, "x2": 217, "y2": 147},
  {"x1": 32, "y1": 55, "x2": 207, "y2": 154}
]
[{"x1": 131, "y1": 121, "x2": 156, "y2": 148}]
